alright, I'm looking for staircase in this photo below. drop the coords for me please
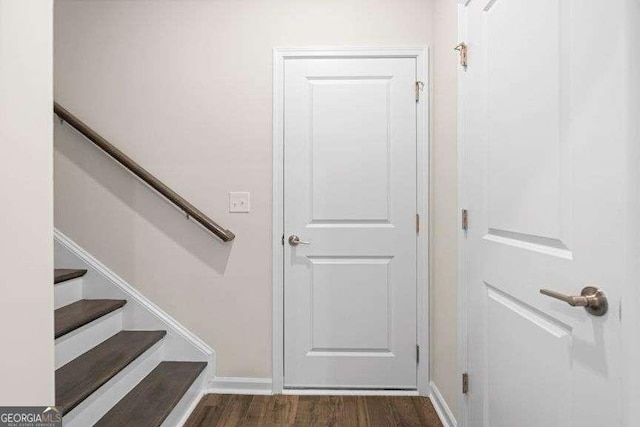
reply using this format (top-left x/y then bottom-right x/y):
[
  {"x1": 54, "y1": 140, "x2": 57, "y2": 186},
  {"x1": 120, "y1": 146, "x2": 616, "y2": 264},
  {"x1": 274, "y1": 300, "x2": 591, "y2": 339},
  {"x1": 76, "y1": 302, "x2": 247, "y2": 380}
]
[
  {"x1": 54, "y1": 261, "x2": 209, "y2": 426},
  {"x1": 51, "y1": 104, "x2": 226, "y2": 425}
]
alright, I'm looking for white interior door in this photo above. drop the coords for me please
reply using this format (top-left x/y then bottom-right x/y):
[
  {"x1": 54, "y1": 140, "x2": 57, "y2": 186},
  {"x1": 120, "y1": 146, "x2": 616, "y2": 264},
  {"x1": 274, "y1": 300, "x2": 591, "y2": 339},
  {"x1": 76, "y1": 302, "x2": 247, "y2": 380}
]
[
  {"x1": 461, "y1": 1, "x2": 627, "y2": 426},
  {"x1": 283, "y1": 54, "x2": 419, "y2": 389}
]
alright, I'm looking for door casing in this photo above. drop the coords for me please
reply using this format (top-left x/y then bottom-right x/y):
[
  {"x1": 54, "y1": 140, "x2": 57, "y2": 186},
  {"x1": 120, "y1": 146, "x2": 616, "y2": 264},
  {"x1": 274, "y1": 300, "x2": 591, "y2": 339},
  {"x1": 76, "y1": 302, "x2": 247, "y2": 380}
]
[
  {"x1": 272, "y1": 47, "x2": 430, "y2": 395},
  {"x1": 457, "y1": 2, "x2": 470, "y2": 423}
]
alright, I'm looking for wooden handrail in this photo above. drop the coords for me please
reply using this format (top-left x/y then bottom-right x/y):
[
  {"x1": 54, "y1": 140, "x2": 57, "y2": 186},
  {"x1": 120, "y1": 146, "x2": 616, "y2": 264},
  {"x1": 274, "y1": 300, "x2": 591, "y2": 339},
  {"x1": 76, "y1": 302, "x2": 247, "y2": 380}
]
[{"x1": 54, "y1": 102, "x2": 235, "y2": 242}]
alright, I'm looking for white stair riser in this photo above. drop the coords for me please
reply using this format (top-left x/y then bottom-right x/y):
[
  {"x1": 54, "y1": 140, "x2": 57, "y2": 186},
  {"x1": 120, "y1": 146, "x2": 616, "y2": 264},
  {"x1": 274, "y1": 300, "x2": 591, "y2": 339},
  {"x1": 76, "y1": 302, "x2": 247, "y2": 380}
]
[
  {"x1": 164, "y1": 370, "x2": 207, "y2": 427},
  {"x1": 62, "y1": 340, "x2": 165, "y2": 427},
  {"x1": 54, "y1": 277, "x2": 83, "y2": 309},
  {"x1": 55, "y1": 310, "x2": 123, "y2": 369}
]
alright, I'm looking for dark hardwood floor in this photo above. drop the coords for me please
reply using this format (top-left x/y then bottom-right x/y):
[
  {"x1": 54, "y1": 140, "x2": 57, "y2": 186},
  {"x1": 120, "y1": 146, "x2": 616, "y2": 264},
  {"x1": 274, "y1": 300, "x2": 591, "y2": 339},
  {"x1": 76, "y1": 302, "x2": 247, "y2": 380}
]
[{"x1": 184, "y1": 394, "x2": 443, "y2": 427}]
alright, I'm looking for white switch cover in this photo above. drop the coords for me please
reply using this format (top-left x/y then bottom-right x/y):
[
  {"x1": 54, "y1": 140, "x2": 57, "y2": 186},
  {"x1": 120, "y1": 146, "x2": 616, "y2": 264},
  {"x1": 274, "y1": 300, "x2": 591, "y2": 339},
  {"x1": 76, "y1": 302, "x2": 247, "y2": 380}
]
[{"x1": 229, "y1": 192, "x2": 250, "y2": 213}]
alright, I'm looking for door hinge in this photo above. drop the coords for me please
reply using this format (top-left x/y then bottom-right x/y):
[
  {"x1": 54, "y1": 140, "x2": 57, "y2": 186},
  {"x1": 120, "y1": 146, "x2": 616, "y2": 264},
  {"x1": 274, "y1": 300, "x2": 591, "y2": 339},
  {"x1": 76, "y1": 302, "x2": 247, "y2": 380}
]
[
  {"x1": 415, "y1": 81, "x2": 425, "y2": 103},
  {"x1": 416, "y1": 345, "x2": 420, "y2": 364},
  {"x1": 461, "y1": 209, "x2": 469, "y2": 231},
  {"x1": 454, "y1": 42, "x2": 468, "y2": 68},
  {"x1": 416, "y1": 213, "x2": 420, "y2": 234},
  {"x1": 462, "y1": 372, "x2": 469, "y2": 394}
]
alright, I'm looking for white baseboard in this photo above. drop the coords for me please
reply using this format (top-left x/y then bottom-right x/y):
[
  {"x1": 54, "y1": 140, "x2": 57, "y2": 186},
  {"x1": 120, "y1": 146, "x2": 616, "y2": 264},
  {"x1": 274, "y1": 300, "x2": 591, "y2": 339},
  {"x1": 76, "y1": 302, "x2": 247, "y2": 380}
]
[
  {"x1": 207, "y1": 377, "x2": 273, "y2": 395},
  {"x1": 429, "y1": 381, "x2": 457, "y2": 427},
  {"x1": 283, "y1": 389, "x2": 419, "y2": 396},
  {"x1": 166, "y1": 370, "x2": 207, "y2": 427},
  {"x1": 174, "y1": 390, "x2": 204, "y2": 427}
]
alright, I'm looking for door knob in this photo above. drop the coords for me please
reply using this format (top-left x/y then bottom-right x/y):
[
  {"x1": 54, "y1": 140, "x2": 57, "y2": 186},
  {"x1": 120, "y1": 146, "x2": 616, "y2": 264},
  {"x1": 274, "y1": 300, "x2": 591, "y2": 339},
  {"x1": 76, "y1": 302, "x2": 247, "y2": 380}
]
[
  {"x1": 539, "y1": 286, "x2": 608, "y2": 316},
  {"x1": 288, "y1": 235, "x2": 311, "y2": 246}
]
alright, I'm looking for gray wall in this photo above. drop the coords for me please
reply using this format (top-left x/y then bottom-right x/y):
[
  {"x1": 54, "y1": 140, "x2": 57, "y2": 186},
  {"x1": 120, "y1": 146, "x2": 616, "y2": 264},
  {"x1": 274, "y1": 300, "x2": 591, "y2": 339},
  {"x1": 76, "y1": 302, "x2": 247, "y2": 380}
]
[
  {"x1": 0, "y1": 0, "x2": 54, "y2": 405},
  {"x1": 54, "y1": 0, "x2": 458, "y2": 415},
  {"x1": 431, "y1": 0, "x2": 458, "y2": 414}
]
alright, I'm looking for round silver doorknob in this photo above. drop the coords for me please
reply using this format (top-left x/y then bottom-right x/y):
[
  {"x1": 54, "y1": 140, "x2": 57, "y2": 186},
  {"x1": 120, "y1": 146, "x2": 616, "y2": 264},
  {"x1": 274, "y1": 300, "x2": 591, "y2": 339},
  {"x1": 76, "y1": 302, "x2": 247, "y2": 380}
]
[{"x1": 288, "y1": 235, "x2": 311, "y2": 246}]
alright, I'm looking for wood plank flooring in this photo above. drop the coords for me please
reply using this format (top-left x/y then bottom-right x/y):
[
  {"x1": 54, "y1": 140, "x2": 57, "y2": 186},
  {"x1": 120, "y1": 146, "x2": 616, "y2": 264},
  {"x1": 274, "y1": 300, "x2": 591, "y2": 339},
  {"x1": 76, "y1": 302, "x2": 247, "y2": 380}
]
[{"x1": 184, "y1": 394, "x2": 443, "y2": 427}]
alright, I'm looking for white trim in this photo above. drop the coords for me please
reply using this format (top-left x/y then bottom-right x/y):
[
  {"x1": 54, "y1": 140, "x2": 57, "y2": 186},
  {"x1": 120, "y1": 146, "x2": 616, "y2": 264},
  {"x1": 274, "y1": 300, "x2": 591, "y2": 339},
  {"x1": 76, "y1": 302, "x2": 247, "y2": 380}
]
[
  {"x1": 417, "y1": 46, "x2": 430, "y2": 397},
  {"x1": 175, "y1": 391, "x2": 204, "y2": 427},
  {"x1": 168, "y1": 370, "x2": 207, "y2": 427},
  {"x1": 284, "y1": 389, "x2": 419, "y2": 397},
  {"x1": 54, "y1": 229, "x2": 214, "y2": 367},
  {"x1": 429, "y1": 381, "x2": 458, "y2": 427},
  {"x1": 272, "y1": 47, "x2": 286, "y2": 395},
  {"x1": 273, "y1": 46, "x2": 432, "y2": 58},
  {"x1": 456, "y1": 4, "x2": 470, "y2": 426},
  {"x1": 207, "y1": 377, "x2": 273, "y2": 395},
  {"x1": 272, "y1": 47, "x2": 430, "y2": 395}
]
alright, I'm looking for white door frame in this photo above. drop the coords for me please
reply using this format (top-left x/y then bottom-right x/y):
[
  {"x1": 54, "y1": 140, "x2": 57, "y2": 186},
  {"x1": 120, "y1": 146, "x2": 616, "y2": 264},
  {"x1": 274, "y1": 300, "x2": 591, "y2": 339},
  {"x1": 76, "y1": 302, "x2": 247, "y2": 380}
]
[
  {"x1": 456, "y1": 2, "x2": 470, "y2": 424},
  {"x1": 272, "y1": 47, "x2": 430, "y2": 395}
]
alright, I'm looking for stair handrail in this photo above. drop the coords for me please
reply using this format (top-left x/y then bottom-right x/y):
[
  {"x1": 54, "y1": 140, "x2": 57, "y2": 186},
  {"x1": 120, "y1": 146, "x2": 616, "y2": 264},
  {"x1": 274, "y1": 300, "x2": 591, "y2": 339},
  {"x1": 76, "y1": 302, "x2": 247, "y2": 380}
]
[{"x1": 54, "y1": 102, "x2": 235, "y2": 242}]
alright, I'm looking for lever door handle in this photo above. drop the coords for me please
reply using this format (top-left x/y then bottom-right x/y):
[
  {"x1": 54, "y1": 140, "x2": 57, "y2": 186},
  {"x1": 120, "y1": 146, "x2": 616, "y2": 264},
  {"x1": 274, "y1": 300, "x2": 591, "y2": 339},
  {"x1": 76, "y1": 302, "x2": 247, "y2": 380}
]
[
  {"x1": 540, "y1": 286, "x2": 608, "y2": 316},
  {"x1": 288, "y1": 235, "x2": 311, "y2": 246}
]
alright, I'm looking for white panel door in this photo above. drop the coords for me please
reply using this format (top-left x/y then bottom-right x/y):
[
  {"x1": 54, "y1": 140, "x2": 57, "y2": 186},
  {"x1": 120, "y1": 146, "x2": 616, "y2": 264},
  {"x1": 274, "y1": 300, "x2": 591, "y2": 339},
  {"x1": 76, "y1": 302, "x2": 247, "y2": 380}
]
[
  {"x1": 283, "y1": 56, "x2": 418, "y2": 389},
  {"x1": 461, "y1": 0, "x2": 626, "y2": 426}
]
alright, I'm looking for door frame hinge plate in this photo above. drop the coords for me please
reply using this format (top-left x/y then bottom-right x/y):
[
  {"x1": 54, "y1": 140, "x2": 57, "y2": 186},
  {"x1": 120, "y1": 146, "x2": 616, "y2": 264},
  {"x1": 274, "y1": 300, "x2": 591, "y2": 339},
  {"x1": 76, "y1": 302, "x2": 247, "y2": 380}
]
[
  {"x1": 462, "y1": 372, "x2": 469, "y2": 394},
  {"x1": 415, "y1": 81, "x2": 425, "y2": 103},
  {"x1": 462, "y1": 209, "x2": 469, "y2": 231},
  {"x1": 454, "y1": 42, "x2": 468, "y2": 68}
]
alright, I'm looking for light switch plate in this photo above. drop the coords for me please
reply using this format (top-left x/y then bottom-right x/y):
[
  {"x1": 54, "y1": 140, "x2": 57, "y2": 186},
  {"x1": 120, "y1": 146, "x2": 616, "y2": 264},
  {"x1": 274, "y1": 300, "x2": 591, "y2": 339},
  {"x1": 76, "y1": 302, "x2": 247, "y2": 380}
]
[{"x1": 229, "y1": 192, "x2": 250, "y2": 213}]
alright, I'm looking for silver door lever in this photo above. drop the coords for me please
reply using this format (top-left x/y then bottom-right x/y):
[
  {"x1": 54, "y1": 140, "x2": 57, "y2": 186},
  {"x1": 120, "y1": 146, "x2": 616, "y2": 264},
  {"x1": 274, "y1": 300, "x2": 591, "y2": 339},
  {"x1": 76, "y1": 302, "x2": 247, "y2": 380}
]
[
  {"x1": 540, "y1": 286, "x2": 608, "y2": 316},
  {"x1": 288, "y1": 235, "x2": 311, "y2": 246}
]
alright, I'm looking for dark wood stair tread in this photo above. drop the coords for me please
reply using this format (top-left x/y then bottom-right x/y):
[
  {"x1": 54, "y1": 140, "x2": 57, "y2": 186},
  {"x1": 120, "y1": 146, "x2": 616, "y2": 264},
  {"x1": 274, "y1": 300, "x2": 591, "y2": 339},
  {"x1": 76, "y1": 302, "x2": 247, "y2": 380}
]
[
  {"x1": 55, "y1": 268, "x2": 87, "y2": 284},
  {"x1": 56, "y1": 330, "x2": 166, "y2": 416},
  {"x1": 94, "y1": 361, "x2": 207, "y2": 427},
  {"x1": 55, "y1": 299, "x2": 127, "y2": 339}
]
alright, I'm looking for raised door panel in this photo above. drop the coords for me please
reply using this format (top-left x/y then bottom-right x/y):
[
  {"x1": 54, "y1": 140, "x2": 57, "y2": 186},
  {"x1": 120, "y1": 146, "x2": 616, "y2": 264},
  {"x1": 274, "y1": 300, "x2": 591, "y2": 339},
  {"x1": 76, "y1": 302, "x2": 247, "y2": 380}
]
[
  {"x1": 309, "y1": 257, "x2": 393, "y2": 355},
  {"x1": 486, "y1": 285, "x2": 572, "y2": 427},
  {"x1": 484, "y1": 0, "x2": 571, "y2": 257},
  {"x1": 310, "y1": 78, "x2": 392, "y2": 224}
]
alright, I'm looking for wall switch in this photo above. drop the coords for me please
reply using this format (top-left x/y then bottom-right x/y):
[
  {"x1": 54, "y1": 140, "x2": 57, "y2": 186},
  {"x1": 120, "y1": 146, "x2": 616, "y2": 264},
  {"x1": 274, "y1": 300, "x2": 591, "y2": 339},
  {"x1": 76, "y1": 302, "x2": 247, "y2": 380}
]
[{"x1": 229, "y1": 192, "x2": 250, "y2": 213}]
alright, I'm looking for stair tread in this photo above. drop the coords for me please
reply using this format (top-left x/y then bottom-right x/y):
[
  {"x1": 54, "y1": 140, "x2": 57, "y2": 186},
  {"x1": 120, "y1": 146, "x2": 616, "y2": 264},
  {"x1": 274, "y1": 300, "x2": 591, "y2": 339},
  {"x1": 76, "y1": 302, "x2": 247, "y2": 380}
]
[
  {"x1": 55, "y1": 299, "x2": 127, "y2": 339},
  {"x1": 54, "y1": 268, "x2": 87, "y2": 284},
  {"x1": 56, "y1": 330, "x2": 166, "y2": 416},
  {"x1": 94, "y1": 361, "x2": 207, "y2": 427}
]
